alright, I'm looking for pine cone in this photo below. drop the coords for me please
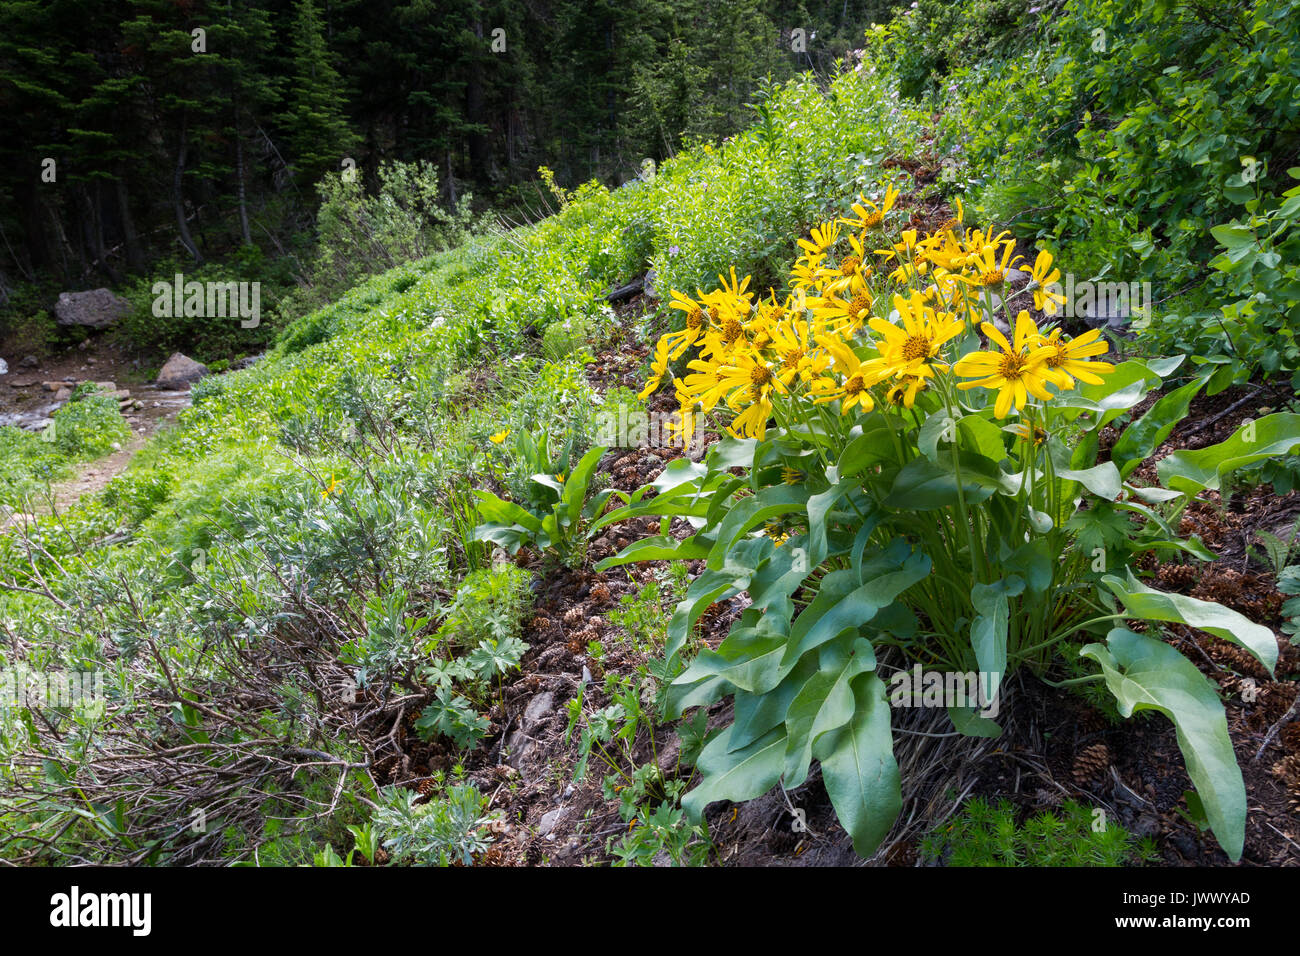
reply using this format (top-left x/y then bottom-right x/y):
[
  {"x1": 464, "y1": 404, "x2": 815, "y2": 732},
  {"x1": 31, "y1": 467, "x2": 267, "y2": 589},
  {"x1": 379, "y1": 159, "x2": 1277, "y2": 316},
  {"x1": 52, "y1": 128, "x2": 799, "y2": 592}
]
[
  {"x1": 1072, "y1": 742, "x2": 1111, "y2": 783},
  {"x1": 589, "y1": 582, "x2": 612, "y2": 606},
  {"x1": 1271, "y1": 754, "x2": 1300, "y2": 788},
  {"x1": 1156, "y1": 563, "x2": 1199, "y2": 590},
  {"x1": 1280, "y1": 722, "x2": 1300, "y2": 752},
  {"x1": 563, "y1": 607, "x2": 586, "y2": 627}
]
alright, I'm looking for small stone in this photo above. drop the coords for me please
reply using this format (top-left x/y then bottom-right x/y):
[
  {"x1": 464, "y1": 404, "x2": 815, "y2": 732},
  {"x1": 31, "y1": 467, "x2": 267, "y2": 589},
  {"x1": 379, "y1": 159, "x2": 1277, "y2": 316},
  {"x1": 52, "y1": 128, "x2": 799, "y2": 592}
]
[
  {"x1": 523, "y1": 691, "x2": 555, "y2": 727},
  {"x1": 19, "y1": 355, "x2": 38, "y2": 369},
  {"x1": 538, "y1": 807, "x2": 566, "y2": 836}
]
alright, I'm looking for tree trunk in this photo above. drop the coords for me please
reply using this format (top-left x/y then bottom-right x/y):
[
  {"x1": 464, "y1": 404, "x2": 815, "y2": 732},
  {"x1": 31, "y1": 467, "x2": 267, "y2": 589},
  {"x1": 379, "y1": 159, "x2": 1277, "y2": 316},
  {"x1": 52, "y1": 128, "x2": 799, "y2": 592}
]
[
  {"x1": 174, "y1": 116, "x2": 203, "y2": 265},
  {"x1": 466, "y1": 19, "x2": 490, "y2": 176},
  {"x1": 235, "y1": 130, "x2": 252, "y2": 246},
  {"x1": 116, "y1": 176, "x2": 145, "y2": 272},
  {"x1": 89, "y1": 181, "x2": 121, "y2": 284}
]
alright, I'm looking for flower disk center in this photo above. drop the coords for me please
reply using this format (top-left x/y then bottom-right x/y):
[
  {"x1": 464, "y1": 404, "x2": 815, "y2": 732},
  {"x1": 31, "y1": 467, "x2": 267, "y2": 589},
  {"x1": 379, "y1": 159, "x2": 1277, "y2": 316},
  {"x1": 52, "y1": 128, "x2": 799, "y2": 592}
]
[
  {"x1": 901, "y1": 336, "x2": 932, "y2": 362},
  {"x1": 998, "y1": 351, "x2": 1026, "y2": 380}
]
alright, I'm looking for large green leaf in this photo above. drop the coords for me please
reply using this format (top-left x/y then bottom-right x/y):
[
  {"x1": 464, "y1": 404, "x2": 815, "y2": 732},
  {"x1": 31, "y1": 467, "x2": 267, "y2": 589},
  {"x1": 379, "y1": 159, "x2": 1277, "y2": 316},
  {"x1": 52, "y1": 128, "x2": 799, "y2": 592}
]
[
  {"x1": 706, "y1": 484, "x2": 811, "y2": 568},
  {"x1": 947, "y1": 704, "x2": 1002, "y2": 738},
  {"x1": 781, "y1": 551, "x2": 931, "y2": 666},
  {"x1": 674, "y1": 610, "x2": 789, "y2": 697},
  {"x1": 782, "y1": 637, "x2": 876, "y2": 787},
  {"x1": 817, "y1": 674, "x2": 901, "y2": 857},
  {"x1": 838, "y1": 417, "x2": 896, "y2": 477},
  {"x1": 1081, "y1": 629, "x2": 1245, "y2": 861},
  {"x1": 883, "y1": 453, "x2": 1004, "y2": 510},
  {"x1": 682, "y1": 724, "x2": 787, "y2": 821},
  {"x1": 1156, "y1": 413, "x2": 1300, "y2": 495},
  {"x1": 1049, "y1": 438, "x2": 1122, "y2": 499},
  {"x1": 1110, "y1": 375, "x2": 1206, "y2": 479},
  {"x1": 561, "y1": 445, "x2": 606, "y2": 518},
  {"x1": 664, "y1": 538, "x2": 770, "y2": 659},
  {"x1": 1103, "y1": 569, "x2": 1278, "y2": 674},
  {"x1": 595, "y1": 534, "x2": 713, "y2": 571},
  {"x1": 970, "y1": 577, "x2": 1024, "y2": 696},
  {"x1": 473, "y1": 491, "x2": 543, "y2": 532},
  {"x1": 1052, "y1": 358, "x2": 1162, "y2": 428}
]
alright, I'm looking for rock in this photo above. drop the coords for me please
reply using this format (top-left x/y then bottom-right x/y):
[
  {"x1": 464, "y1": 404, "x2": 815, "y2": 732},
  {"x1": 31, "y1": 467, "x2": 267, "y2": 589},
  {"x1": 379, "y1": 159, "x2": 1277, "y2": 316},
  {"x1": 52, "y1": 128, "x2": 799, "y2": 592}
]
[
  {"x1": 155, "y1": 353, "x2": 209, "y2": 390},
  {"x1": 53, "y1": 388, "x2": 72, "y2": 403},
  {"x1": 523, "y1": 691, "x2": 555, "y2": 727},
  {"x1": 537, "y1": 807, "x2": 566, "y2": 837},
  {"x1": 229, "y1": 354, "x2": 263, "y2": 372},
  {"x1": 504, "y1": 729, "x2": 537, "y2": 769},
  {"x1": 1003, "y1": 266, "x2": 1030, "y2": 287},
  {"x1": 18, "y1": 356, "x2": 38, "y2": 369},
  {"x1": 54, "y1": 288, "x2": 131, "y2": 329},
  {"x1": 0, "y1": 358, "x2": 7, "y2": 376}
]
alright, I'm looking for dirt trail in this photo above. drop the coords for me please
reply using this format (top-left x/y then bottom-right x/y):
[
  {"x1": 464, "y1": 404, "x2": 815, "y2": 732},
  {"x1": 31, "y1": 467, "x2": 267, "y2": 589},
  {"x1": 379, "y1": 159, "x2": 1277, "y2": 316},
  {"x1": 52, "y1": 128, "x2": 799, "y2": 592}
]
[{"x1": 2, "y1": 337, "x2": 191, "y2": 512}]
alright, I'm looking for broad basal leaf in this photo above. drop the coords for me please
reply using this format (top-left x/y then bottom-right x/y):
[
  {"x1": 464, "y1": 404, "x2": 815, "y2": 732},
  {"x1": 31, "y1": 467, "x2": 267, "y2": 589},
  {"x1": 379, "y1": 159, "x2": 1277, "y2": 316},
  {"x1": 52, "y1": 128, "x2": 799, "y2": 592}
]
[
  {"x1": 1103, "y1": 569, "x2": 1278, "y2": 674},
  {"x1": 1156, "y1": 413, "x2": 1300, "y2": 496},
  {"x1": 1081, "y1": 629, "x2": 1245, "y2": 861},
  {"x1": 816, "y1": 673, "x2": 901, "y2": 857}
]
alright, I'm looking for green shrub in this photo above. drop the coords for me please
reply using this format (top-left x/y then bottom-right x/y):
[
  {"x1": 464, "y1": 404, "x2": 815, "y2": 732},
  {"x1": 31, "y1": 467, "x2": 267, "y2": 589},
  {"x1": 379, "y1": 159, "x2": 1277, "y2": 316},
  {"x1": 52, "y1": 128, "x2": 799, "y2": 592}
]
[
  {"x1": 922, "y1": 797, "x2": 1158, "y2": 867},
  {"x1": 50, "y1": 386, "x2": 131, "y2": 460},
  {"x1": 432, "y1": 564, "x2": 532, "y2": 654},
  {"x1": 371, "y1": 783, "x2": 498, "y2": 866}
]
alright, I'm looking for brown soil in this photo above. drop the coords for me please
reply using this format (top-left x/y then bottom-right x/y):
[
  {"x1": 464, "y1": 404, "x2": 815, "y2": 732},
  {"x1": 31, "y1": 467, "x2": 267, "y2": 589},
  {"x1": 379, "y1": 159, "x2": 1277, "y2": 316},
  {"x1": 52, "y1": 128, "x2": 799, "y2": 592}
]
[{"x1": 2, "y1": 335, "x2": 191, "y2": 507}]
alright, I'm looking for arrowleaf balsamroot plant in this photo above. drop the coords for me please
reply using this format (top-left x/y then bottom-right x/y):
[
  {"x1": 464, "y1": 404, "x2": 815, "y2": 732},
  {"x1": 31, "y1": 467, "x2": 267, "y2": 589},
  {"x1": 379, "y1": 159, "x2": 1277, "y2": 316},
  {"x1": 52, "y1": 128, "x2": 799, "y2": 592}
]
[{"x1": 599, "y1": 192, "x2": 1300, "y2": 861}]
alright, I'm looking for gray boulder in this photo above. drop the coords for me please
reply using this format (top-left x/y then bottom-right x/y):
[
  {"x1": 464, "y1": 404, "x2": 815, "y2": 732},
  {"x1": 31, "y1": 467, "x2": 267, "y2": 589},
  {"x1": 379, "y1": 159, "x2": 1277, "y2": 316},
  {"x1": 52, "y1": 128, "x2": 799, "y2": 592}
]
[
  {"x1": 54, "y1": 289, "x2": 132, "y2": 329},
  {"x1": 155, "y1": 353, "x2": 209, "y2": 390}
]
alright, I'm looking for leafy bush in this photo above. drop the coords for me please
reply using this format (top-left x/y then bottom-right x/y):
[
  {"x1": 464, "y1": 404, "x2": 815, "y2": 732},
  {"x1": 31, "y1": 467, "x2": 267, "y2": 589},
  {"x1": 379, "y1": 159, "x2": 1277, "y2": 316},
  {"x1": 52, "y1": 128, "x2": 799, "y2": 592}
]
[
  {"x1": 50, "y1": 386, "x2": 131, "y2": 460},
  {"x1": 117, "y1": 251, "x2": 284, "y2": 360},
  {"x1": 371, "y1": 784, "x2": 498, "y2": 866},
  {"x1": 909, "y1": 0, "x2": 1300, "y2": 373},
  {"x1": 921, "y1": 797, "x2": 1157, "y2": 866},
  {"x1": 432, "y1": 563, "x2": 532, "y2": 653},
  {"x1": 280, "y1": 160, "x2": 477, "y2": 322},
  {"x1": 600, "y1": 203, "x2": 1297, "y2": 861}
]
